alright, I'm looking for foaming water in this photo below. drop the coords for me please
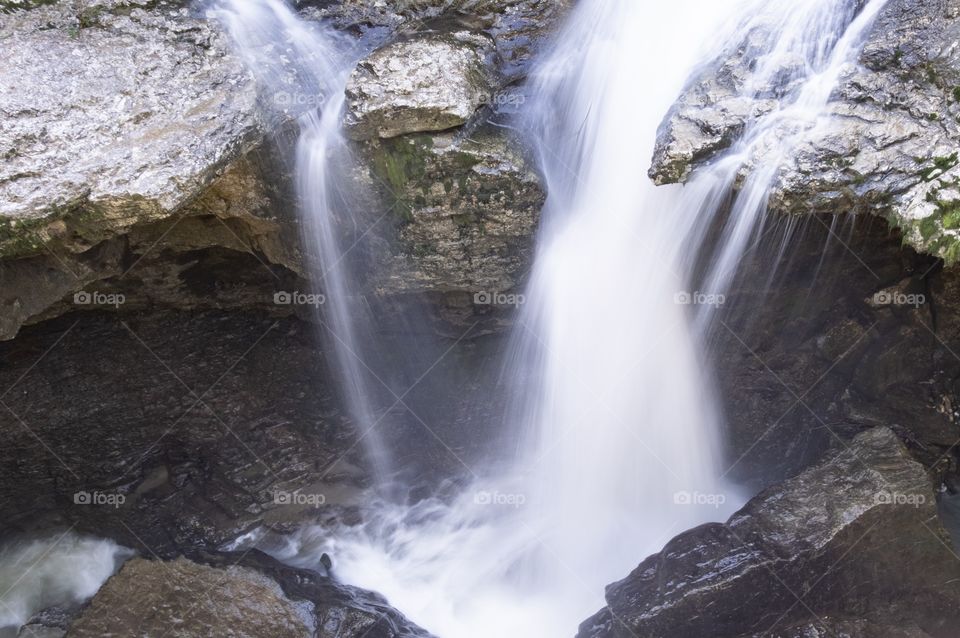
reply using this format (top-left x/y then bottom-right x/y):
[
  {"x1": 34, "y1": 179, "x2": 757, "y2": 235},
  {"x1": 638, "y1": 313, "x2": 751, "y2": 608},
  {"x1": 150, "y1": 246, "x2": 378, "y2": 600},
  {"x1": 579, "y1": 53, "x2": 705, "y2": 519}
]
[
  {"x1": 216, "y1": 0, "x2": 886, "y2": 636},
  {"x1": 0, "y1": 532, "x2": 130, "y2": 634}
]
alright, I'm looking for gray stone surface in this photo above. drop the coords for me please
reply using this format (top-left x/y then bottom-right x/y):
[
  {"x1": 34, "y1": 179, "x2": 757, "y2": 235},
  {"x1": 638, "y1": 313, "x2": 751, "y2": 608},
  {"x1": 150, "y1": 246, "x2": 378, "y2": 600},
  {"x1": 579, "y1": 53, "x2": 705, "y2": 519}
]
[
  {"x1": 343, "y1": 33, "x2": 494, "y2": 140},
  {"x1": 650, "y1": 0, "x2": 960, "y2": 264},
  {"x1": 359, "y1": 127, "x2": 544, "y2": 296},
  {"x1": 66, "y1": 557, "x2": 314, "y2": 638},
  {"x1": 0, "y1": 0, "x2": 263, "y2": 255}
]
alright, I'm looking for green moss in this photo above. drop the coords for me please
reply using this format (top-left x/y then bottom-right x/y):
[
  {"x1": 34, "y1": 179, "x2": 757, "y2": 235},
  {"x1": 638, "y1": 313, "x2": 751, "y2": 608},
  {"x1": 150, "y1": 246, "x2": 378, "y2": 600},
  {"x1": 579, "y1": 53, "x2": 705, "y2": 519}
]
[
  {"x1": 917, "y1": 216, "x2": 941, "y2": 240},
  {"x1": 369, "y1": 135, "x2": 485, "y2": 222},
  {"x1": 953, "y1": 87, "x2": 960, "y2": 102},
  {"x1": 945, "y1": 240, "x2": 960, "y2": 264},
  {"x1": 918, "y1": 153, "x2": 959, "y2": 182},
  {"x1": 0, "y1": 0, "x2": 57, "y2": 13},
  {"x1": 0, "y1": 197, "x2": 86, "y2": 259},
  {"x1": 845, "y1": 169, "x2": 866, "y2": 186},
  {"x1": 77, "y1": 6, "x2": 105, "y2": 28},
  {"x1": 369, "y1": 136, "x2": 433, "y2": 221},
  {"x1": 941, "y1": 206, "x2": 960, "y2": 229}
]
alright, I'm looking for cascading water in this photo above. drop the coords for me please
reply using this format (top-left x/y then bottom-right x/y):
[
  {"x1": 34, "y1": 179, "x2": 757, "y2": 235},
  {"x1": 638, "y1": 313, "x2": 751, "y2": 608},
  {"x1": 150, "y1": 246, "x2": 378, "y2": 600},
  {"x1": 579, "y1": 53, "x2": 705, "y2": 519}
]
[
  {"x1": 216, "y1": 0, "x2": 887, "y2": 636},
  {"x1": 680, "y1": 0, "x2": 890, "y2": 333},
  {"x1": 215, "y1": 0, "x2": 396, "y2": 480}
]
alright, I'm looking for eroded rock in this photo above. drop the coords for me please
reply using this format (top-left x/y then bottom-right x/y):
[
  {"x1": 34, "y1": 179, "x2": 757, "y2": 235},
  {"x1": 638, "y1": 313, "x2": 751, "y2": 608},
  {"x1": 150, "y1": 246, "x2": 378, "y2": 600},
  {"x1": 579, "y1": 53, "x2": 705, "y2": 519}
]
[
  {"x1": 66, "y1": 557, "x2": 314, "y2": 637},
  {"x1": 343, "y1": 33, "x2": 494, "y2": 140},
  {"x1": 579, "y1": 427, "x2": 960, "y2": 638},
  {"x1": 64, "y1": 552, "x2": 432, "y2": 637},
  {"x1": 0, "y1": 0, "x2": 263, "y2": 256},
  {"x1": 359, "y1": 127, "x2": 544, "y2": 296},
  {"x1": 650, "y1": 0, "x2": 960, "y2": 264}
]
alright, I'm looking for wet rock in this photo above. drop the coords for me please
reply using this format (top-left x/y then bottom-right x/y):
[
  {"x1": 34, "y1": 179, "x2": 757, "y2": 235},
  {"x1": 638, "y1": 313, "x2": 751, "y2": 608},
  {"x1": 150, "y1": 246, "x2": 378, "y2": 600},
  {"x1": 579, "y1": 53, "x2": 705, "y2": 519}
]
[
  {"x1": 17, "y1": 605, "x2": 78, "y2": 638},
  {"x1": 0, "y1": 1, "x2": 548, "y2": 340},
  {"x1": 0, "y1": 1, "x2": 302, "y2": 340},
  {"x1": 193, "y1": 550, "x2": 434, "y2": 638},
  {"x1": 0, "y1": 304, "x2": 504, "y2": 556},
  {"x1": 651, "y1": 0, "x2": 960, "y2": 264},
  {"x1": 0, "y1": 0, "x2": 262, "y2": 254},
  {"x1": 698, "y1": 210, "x2": 960, "y2": 494},
  {"x1": 343, "y1": 33, "x2": 494, "y2": 140},
  {"x1": 309, "y1": 0, "x2": 570, "y2": 83},
  {"x1": 66, "y1": 557, "x2": 314, "y2": 637},
  {"x1": 0, "y1": 311, "x2": 370, "y2": 556},
  {"x1": 0, "y1": 145, "x2": 304, "y2": 341},
  {"x1": 744, "y1": 618, "x2": 935, "y2": 637},
  {"x1": 578, "y1": 427, "x2": 960, "y2": 638},
  {"x1": 64, "y1": 550, "x2": 432, "y2": 638},
  {"x1": 359, "y1": 127, "x2": 544, "y2": 295}
]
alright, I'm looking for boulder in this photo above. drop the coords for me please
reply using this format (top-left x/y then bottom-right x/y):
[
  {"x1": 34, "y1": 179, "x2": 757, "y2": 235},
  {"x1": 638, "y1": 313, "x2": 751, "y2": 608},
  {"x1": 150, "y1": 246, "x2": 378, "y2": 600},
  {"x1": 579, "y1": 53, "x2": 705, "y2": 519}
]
[
  {"x1": 0, "y1": 0, "x2": 262, "y2": 256},
  {"x1": 64, "y1": 553, "x2": 433, "y2": 638},
  {"x1": 578, "y1": 427, "x2": 960, "y2": 638},
  {"x1": 0, "y1": 2, "x2": 549, "y2": 340},
  {"x1": 66, "y1": 557, "x2": 313, "y2": 637},
  {"x1": 310, "y1": 0, "x2": 571, "y2": 88},
  {"x1": 343, "y1": 33, "x2": 494, "y2": 140},
  {"x1": 0, "y1": 1, "x2": 299, "y2": 341}
]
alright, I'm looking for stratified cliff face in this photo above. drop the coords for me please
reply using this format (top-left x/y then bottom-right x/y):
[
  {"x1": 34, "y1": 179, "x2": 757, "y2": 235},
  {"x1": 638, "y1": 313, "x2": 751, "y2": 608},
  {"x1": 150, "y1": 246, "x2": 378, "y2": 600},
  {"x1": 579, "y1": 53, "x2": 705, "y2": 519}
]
[
  {"x1": 651, "y1": 0, "x2": 960, "y2": 264},
  {"x1": 0, "y1": 0, "x2": 557, "y2": 340}
]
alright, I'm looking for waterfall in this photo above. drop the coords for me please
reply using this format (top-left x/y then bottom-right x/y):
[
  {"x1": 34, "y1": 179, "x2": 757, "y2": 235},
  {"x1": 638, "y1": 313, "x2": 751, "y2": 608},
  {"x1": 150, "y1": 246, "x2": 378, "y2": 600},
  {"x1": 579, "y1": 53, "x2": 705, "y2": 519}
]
[
  {"x1": 680, "y1": 0, "x2": 890, "y2": 332},
  {"x1": 215, "y1": 0, "x2": 396, "y2": 481},
  {"x1": 215, "y1": 0, "x2": 887, "y2": 636}
]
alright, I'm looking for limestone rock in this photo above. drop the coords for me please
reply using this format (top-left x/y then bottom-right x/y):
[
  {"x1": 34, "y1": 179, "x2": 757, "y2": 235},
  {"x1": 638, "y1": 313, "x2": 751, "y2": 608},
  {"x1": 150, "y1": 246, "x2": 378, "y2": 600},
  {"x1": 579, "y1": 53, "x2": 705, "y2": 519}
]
[
  {"x1": 650, "y1": 0, "x2": 960, "y2": 264},
  {"x1": 359, "y1": 127, "x2": 544, "y2": 295},
  {"x1": 343, "y1": 33, "x2": 494, "y2": 140},
  {"x1": 0, "y1": 0, "x2": 263, "y2": 258}
]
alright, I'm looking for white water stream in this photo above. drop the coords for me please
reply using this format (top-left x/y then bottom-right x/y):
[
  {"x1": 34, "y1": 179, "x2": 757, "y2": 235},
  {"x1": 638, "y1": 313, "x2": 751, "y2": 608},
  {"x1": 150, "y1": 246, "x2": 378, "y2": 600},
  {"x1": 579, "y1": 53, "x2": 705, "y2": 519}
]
[
  {"x1": 0, "y1": 533, "x2": 130, "y2": 635},
  {"x1": 215, "y1": 0, "x2": 886, "y2": 636},
  {"x1": 216, "y1": 0, "x2": 398, "y2": 480}
]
